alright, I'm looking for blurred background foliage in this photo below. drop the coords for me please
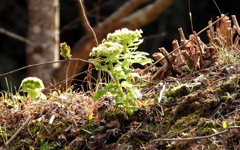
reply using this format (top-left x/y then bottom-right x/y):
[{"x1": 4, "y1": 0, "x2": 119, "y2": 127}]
[{"x1": 0, "y1": 0, "x2": 239, "y2": 91}]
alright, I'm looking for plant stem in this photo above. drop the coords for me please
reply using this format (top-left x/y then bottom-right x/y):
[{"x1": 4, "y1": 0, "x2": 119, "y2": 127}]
[
  {"x1": 123, "y1": 43, "x2": 128, "y2": 54},
  {"x1": 109, "y1": 62, "x2": 125, "y2": 97}
]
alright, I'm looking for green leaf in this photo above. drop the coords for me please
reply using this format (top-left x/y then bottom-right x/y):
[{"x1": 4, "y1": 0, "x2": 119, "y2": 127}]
[
  {"x1": 88, "y1": 113, "x2": 93, "y2": 124},
  {"x1": 92, "y1": 89, "x2": 107, "y2": 100},
  {"x1": 121, "y1": 81, "x2": 132, "y2": 88},
  {"x1": 89, "y1": 59, "x2": 110, "y2": 72},
  {"x1": 129, "y1": 105, "x2": 140, "y2": 111},
  {"x1": 115, "y1": 94, "x2": 126, "y2": 103},
  {"x1": 109, "y1": 89, "x2": 119, "y2": 95},
  {"x1": 222, "y1": 121, "x2": 228, "y2": 129},
  {"x1": 122, "y1": 68, "x2": 133, "y2": 75},
  {"x1": 60, "y1": 42, "x2": 72, "y2": 59},
  {"x1": 128, "y1": 72, "x2": 140, "y2": 78},
  {"x1": 138, "y1": 59, "x2": 152, "y2": 65},
  {"x1": 105, "y1": 83, "x2": 117, "y2": 90},
  {"x1": 92, "y1": 83, "x2": 117, "y2": 100}
]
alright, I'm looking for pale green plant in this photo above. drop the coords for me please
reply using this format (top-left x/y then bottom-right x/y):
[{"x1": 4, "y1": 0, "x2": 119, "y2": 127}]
[
  {"x1": 39, "y1": 140, "x2": 54, "y2": 150},
  {"x1": 214, "y1": 44, "x2": 239, "y2": 66},
  {"x1": 89, "y1": 28, "x2": 152, "y2": 115},
  {"x1": 19, "y1": 77, "x2": 46, "y2": 100},
  {"x1": 2, "y1": 77, "x2": 24, "y2": 104}
]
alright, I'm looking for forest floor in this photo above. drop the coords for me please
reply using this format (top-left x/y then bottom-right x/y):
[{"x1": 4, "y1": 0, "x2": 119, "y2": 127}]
[{"x1": 0, "y1": 14, "x2": 240, "y2": 150}]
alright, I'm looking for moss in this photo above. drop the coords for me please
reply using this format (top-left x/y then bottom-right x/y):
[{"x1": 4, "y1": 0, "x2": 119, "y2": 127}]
[
  {"x1": 163, "y1": 84, "x2": 191, "y2": 102},
  {"x1": 227, "y1": 75, "x2": 239, "y2": 84},
  {"x1": 168, "y1": 113, "x2": 200, "y2": 135},
  {"x1": 166, "y1": 141, "x2": 192, "y2": 150},
  {"x1": 172, "y1": 91, "x2": 218, "y2": 119}
]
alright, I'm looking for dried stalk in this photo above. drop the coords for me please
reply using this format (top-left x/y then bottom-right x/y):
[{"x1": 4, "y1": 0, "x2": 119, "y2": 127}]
[
  {"x1": 231, "y1": 15, "x2": 240, "y2": 35},
  {"x1": 4, "y1": 116, "x2": 34, "y2": 146}
]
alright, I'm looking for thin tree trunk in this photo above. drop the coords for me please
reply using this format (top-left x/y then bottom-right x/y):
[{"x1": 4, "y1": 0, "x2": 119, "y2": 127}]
[{"x1": 26, "y1": 0, "x2": 59, "y2": 86}]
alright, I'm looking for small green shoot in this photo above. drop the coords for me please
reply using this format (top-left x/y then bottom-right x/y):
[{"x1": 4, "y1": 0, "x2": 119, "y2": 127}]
[
  {"x1": 88, "y1": 113, "x2": 93, "y2": 125},
  {"x1": 222, "y1": 121, "x2": 228, "y2": 129},
  {"x1": 19, "y1": 77, "x2": 45, "y2": 100},
  {"x1": 40, "y1": 140, "x2": 54, "y2": 150},
  {"x1": 60, "y1": 42, "x2": 72, "y2": 59}
]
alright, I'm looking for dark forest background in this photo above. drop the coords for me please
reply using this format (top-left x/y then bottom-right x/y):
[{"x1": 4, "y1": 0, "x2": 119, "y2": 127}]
[{"x1": 0, "y1": 0, "x2": 239, "y2": 91}]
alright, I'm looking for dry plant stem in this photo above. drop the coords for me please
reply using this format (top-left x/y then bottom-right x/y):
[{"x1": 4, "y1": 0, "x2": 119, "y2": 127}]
[
  {"x1": 197, "y1": 14, "x2": 227, "y2": 36},
  {"x1": 4, "y1": 116, "x2": 34, "y2": 146},
  {"x1": 145, "y1": 15, "x2": 227, "y2": 73},
  {"x1": 0, "y1": 58, "x2": 92, "y2": 77},
  {"x1": 158, "y1": 83, "x2": 166, "y2": 104},
  {"x1": 165, "y1": 54, "x2": 176, "y2": 75},
  {"x1": 231, "y1": 15, "x2": 240, "y2": 35},
  {"x1": 41, "y1": 123, "x2": 55, "y2": 140},
  {"x1": 0, "y1": 28, "x2": 38, "y2": 48},
  {"x1": 154, "y1": 126, "x2": 240, "y2": 142},
  {"x1": 152, "y1": 53, "x2": 166, "y2": 65},
  {"x1": 78, "y1": 0, "x2": 98, "y2": 47},
  {"x1": 66, "y1": 61, "x2": 71, "y2": 89},
  {"x1": 152, "y1": 63, "x2": 166, "y2": 80},
  {"x1": 97, "y1": 70, "x2": 102, "y2": 90},
  {"x1": 178, "y1": 28, "x2": 186, "y2": 42}
]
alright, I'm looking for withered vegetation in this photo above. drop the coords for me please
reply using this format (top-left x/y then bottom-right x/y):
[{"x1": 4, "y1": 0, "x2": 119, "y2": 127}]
[{"x1": 0, "y1": 14, "x2": 239, "y2": 150}]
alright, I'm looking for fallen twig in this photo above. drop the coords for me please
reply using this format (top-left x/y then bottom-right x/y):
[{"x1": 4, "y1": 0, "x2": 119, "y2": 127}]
[
  {"x1": 154, "y1": 126, "x2": 240, "y2": 142},
  {"x1": 4, "y1": 115, "x2": 34, "y2": 147}
]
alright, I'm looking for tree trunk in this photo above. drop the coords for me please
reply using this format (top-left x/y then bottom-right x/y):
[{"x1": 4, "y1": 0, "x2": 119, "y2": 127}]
[{"x1": 26, "y1": 0, "x2": 59, "y2": 86}]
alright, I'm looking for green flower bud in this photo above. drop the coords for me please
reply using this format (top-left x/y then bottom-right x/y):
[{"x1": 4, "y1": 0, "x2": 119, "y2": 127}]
[
  {"x1": 90, "y1": 42, "x2": 123, "y2": 57},
  {"x1": 106, "y1": 28, "x2": 143, "y2": 47}
]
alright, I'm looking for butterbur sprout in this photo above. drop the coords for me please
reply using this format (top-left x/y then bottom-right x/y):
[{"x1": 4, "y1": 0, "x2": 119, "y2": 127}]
[{"x1": 20, "y1": 77, "x2": 45, "y2": 99}]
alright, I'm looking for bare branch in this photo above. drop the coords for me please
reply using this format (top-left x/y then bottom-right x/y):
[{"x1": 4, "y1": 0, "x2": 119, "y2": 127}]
[
  {"x1": 96, "y1": 0, "x2": 151, "y2": 31},
  {"x1": 0, "y1": 58, "x2": 91, "y2": 77},
  {"x1": 78, "y1": 0, "x2": 98, "y2": 47},
  {"x1": 116, "y1": 0, "x2": 175, "y2": 29},
  {"x1": 0, "y1": 28, "x2": 38, "y2": 48}
]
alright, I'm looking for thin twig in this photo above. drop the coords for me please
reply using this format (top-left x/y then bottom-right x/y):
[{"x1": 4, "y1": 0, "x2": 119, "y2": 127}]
[
  {"x1": 154, "y1": 126, "x2": 240, "y2": 142},
  {"x1": 0, "y1": 28, "x2": 38, "y2": 48},
  {"x1": 0, "y1": 58, "x2": 92, "y2": 77},
  {"x1": 196, "y1": 14, "x2": 227, "y2": 36},
  {"x1": 4, "y1": 116, "x2": 34, "y2": 146},
  {"x1": 78, "y1": 0, "x2": 98, "y2": 47}
]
